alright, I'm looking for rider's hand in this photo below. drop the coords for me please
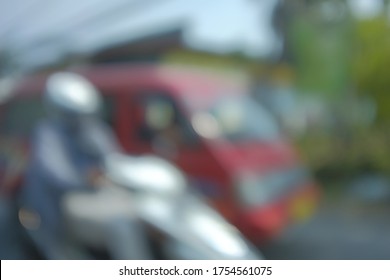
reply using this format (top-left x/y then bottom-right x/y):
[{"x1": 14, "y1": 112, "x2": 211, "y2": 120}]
[{"x1": 86, "y1": 168, "x2": 107, "y2": 188}]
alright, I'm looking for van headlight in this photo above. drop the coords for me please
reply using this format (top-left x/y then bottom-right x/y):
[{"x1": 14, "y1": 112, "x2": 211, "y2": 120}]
[
  {"x1": 235, "y1": 175, "x2": 272, "y2": 207},
  {"x1": 236, "y1": 167, "x2": 310, "y2": 207}
]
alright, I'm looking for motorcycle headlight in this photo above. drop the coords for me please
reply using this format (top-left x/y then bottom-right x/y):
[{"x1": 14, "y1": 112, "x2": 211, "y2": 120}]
[
  {"x1": 188, "y1": 210, "x2": 249, "y2": 258},
  {"x1": 180, "y1": 194, "x2": 256, "y2": 259}
]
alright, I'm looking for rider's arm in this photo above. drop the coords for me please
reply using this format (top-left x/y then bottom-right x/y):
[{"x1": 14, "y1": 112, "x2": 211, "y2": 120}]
[
  {"x1": 79, "y1": 119, "x2": 122, "y2": 158},
  {"x1": 32, "y1": 122, "x2": 88, "y2": 190}
]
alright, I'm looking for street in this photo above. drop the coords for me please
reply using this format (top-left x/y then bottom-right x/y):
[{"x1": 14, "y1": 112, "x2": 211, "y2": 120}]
[
  {"x1": 260, "y1": 194, "x2": 390, "y2": 260},
  {"x1": 0, "y1": 197, "x2": 32, "y2": 259},
  {"x1": 2, "y1": 190, "x2": 390, "y2": 260}
]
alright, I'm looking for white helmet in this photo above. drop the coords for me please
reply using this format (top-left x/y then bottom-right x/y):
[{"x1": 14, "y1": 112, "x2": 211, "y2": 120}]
[{"x1": 45, "y1": 72, "x2": 101, "y2": 120}]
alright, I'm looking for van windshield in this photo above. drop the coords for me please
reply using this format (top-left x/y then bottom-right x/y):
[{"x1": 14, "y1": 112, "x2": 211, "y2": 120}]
[{"x1": 190, "y1": 94, "x2": 280, "y2": 142}]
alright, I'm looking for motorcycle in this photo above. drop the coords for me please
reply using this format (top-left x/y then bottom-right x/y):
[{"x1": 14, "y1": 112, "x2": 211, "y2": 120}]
[{"x1": 18, "y1": 152, "x2": 263, "y2": 260}]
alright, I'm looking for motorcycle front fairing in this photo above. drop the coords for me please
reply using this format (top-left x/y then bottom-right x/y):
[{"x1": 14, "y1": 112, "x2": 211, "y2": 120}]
[
  {"x1": 136, "y1": 192, "x2": 262, "y2": 260},
  {"x1": 104, "y1": 153, "x2": 263, "y2": 260}
]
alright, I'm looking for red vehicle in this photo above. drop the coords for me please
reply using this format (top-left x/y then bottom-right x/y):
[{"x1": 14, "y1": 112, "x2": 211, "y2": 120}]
[{"x1": 0, "y1": 64, "x2": 320, "y2": 242}]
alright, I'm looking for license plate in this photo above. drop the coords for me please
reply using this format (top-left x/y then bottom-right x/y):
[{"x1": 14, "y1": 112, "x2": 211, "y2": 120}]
[{"x1": 289, "y1": 194, "x2": 316, "y2": 222}]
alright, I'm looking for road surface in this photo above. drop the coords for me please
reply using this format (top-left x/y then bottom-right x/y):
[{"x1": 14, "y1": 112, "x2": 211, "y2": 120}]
[{"x1": 260, "y1": 195, "x2": 390, "y2": 260}]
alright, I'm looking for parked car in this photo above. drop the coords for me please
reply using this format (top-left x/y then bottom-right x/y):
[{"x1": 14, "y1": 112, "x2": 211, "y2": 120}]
[{"x1": 0, "y1": 63, "x2": 320, "y2": 242}]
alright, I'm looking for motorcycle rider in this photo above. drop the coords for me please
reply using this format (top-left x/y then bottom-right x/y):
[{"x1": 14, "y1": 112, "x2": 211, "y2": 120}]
[{"x1": 19, "y1": 72, "x2": 151, "y2": 259}]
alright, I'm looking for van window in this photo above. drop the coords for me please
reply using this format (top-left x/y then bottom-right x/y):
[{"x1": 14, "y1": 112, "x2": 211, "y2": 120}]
[
  {"x1": 190, "y1": 94, "x2": 280, "y2": 142},
  {"x1": 0, "y1": 97, "x2": 45, "y2": 137},
  {"x1": 135, "y1": 93, "x2": 198, "y2": 147},
  {"x1": 0, "y1": 95, "x2": 116, "y2": 137},
  {"x1": 101, "y1": 95, "x2": 115, "y2": 127}
]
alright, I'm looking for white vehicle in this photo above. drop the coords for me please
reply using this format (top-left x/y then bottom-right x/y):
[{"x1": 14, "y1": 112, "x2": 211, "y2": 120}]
[{"x1": 19, "y1": 153, "x2": 263, "y2": 260}]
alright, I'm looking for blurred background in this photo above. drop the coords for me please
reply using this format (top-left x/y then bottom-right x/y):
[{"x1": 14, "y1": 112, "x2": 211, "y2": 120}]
[{"x1": 0, "y1": 0, "x2": 390, "y2": 259}]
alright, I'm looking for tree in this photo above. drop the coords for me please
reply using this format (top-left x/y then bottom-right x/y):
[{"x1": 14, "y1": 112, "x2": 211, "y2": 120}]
[{"x1": 352, "y1": 15, "x2": 390, "y2": 123}]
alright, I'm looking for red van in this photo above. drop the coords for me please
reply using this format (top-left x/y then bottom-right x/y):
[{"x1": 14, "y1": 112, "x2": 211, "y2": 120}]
[{"x1": 1, "y1": 64, "x2": 320, "y2": 242}]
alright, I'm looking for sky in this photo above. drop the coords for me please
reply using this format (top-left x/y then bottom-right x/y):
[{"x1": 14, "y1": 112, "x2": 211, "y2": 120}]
[
  {"x1": 348, "y1": 0, "x2": 384, "y2": 18},
  {"x1": 0, "y1": 0, "x2": 278, "y2": 69},
  {"x1": 0, "y1": 0, "x2": 385, "y2": 70}
]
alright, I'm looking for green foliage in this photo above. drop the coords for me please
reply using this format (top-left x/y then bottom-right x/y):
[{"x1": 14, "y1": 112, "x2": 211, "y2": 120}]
[
  {"x1": 297, "y1": 125, "x2": 390, "y2": 179},
  {"x1": 284, "y1": 2, "x2": 390, "y2": 179},
  {"x1": 287, "y1": 4, "x2": 353, "y2": 98},
  {"x1": 352, "y1": 16, "x2": 390, "y2": 123}
]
